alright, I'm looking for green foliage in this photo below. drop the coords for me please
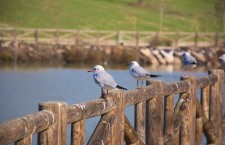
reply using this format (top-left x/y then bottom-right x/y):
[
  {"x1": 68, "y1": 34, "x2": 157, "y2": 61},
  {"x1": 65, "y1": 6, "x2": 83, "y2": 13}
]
[{"x1": 0, "y1": 0, "x2": 223, "y2": 32}]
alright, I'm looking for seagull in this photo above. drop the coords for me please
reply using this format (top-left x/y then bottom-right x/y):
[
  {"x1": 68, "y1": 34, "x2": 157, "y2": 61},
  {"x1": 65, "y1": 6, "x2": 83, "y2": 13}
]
[
  {"x1": 219, "y1": 54, "x2": 225, "y2": 65},
  {"x1": 129, "y1": 61, "x2": 161, "y2": 88},
  {"x1": 182, "y1": 52, "x2": 198, "y2": 76},
  {"x1": 88, "y1": 65, "x2": 127, "y2": 96}
]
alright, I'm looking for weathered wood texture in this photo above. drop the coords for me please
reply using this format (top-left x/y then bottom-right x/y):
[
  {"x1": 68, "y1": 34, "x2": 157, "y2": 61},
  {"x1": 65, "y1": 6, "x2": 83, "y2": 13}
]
[
  {"x1": 209, "y1": 70, "x2": 224, "y2": 145},
  {"x1": 124, "y1": 116, "x2": 145, "y2": 145},
  {"x1": 163, "y1": 95, "x2": 174, "y2": 145},
  {"x1": 195, "y1": 117, "x2": 203, "y2": 145},
  {"x1": 67, "y1": 99, "x2": 114, "y2": 123},
  {"x1": 71, "y1": 119, "x2": 85, "y2": 145},
  {"x1": 87, "y1": 111, "x2": 117, "y2": 145},
  {"x1": 179, "y1": 76, "x2": 197, "y2": 145},
  {"x1": 134, "y1": 101, "x2": 146, "y2": 144},
  {"x1": 146, "y1": 81, "x2": 164, "y2": 145},
  {"x1": 38, "y1": 102, "x2": 67, "y2": 145},
  {"x1": 0, "y1": 110, "x2": 54, "y2": 145}
]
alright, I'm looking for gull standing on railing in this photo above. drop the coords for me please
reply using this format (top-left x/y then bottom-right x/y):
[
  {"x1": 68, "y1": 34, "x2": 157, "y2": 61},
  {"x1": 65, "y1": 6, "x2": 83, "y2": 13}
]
[
  {"x1": 219, "y1": 54, "x2": 225, "y2": 65},
  {"x1": 88, "y1": 65, "x2": 127, "y2": 98},
  {"x1": 129, "y1": 61, "x2": 161, "y2": 88},
  {"x1": 182, "y1": 52, "x2": 198, "y2": 76}
]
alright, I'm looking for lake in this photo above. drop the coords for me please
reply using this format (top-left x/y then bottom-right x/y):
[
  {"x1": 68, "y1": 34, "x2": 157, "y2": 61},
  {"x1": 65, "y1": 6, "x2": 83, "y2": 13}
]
[{"x1": 0, "y1": 64, "x2": 223, "y2": 144}]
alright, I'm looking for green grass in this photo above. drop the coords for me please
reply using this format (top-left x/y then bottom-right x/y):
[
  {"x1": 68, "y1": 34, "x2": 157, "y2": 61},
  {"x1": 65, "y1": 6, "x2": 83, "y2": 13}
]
[{"x1": 0, "y1": 0, "x2": 223, "y2": 32}]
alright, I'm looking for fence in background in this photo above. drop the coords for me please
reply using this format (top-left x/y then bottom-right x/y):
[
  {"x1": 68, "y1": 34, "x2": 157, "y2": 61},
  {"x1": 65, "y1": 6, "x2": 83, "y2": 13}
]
[
  {"x1": 0, "y1": 70, "x2": 224, "y2": 145},
  {"x1": 0, "y1": 27, "x2": 225, "y2": 47}
]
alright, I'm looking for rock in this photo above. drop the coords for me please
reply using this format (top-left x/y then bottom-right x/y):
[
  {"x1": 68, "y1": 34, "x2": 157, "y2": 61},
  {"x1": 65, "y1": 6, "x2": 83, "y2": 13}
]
[{"x1": 139, "y1": 47, "x2": 159, "y2": 65}]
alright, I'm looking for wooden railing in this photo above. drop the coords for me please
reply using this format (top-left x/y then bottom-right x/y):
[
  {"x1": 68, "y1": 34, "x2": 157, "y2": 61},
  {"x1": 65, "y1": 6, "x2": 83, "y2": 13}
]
[
  {"x1": 0, "y1": 70, "x2": 225, "y2": 145},
  {"x1": 0, "y1": 27, "x2": 225, "y2": 47}
]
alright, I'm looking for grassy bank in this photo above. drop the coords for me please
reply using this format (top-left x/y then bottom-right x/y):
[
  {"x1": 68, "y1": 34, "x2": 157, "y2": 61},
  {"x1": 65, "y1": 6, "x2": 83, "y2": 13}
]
[{"x1": 0, "y1": 0, "x2": 223, "y2": 32}]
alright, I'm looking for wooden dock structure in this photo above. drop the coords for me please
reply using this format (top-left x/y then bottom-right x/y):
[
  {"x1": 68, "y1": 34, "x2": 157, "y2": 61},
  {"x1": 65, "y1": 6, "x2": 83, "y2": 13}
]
[
  {"x1": 0, "y1": 27, "x2": 225, "y2": 47},
  {"x1": 0, "y1": 69, "x2": 225, "y2": 145}
]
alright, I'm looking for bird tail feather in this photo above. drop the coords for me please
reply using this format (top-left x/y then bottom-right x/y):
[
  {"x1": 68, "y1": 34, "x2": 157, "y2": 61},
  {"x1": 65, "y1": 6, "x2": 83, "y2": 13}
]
[
  {"x1": 148, "y1": 74, "x2": 161, "y2": 78},
  {"x1": 116, "y1": 85, "x2": 127, "y2": 90}
]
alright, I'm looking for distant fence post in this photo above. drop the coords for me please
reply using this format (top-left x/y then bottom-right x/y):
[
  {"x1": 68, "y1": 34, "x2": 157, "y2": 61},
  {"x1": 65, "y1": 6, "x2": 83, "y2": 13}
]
[
  {"x1": 55, "y1": 29, "x2": 59, "y2": 44},
  {"x1": 209, "y1": 70, "x2": 224, "y2": 145},
  {"x1": 135, "y1": 31, "x2": 139, "y2": 49},
  {"x1": 34, "y1": 29, "x2": 38, "y2": 45},
  {"x1": 116, "y1": 31, "x2": 120, "y2": 46},
  {"x1": 38, "y1": 102, "x2": 67, "y2": 145},
  {"x1": 214, "y1": 32, "x2": 219, "y2": 47},
  {"x1": 13, "y1": 27, "x2": 18, "y2": 66},
  {"x1": 194, "y1": 32, "x2": 198, "y2": 47},
  {"x1": 75, "y1": 30, "x2": 80, "y2": 45}
]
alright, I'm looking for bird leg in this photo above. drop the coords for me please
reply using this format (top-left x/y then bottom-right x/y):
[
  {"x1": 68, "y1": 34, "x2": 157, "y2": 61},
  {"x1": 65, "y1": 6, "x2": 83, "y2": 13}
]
[
  {"x1": 136, "y1": 80, "x2": 141, "y2": 89},
  {"x1": 184, "y1": 68, "x2": 187, "y2": 76},
  {"x1": 100, "y1": 89, "x2": 107, "y2": 101}
]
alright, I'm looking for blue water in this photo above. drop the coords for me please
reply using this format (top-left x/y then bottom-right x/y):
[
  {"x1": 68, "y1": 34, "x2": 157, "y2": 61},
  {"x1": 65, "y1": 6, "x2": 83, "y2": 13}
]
[{"x1": 0, "y1": 65, "x2": 223, "y2": 144}]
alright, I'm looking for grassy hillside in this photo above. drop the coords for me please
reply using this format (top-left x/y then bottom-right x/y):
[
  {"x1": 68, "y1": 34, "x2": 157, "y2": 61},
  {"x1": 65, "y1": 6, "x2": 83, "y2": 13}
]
[{"x1": 0, "y1": 0, "x2": 223, "y2": 32}]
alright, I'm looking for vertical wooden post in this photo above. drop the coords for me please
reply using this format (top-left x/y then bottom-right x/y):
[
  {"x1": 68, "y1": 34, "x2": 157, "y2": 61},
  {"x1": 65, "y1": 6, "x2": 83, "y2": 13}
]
[
  {"x1": 179, "y1": 76, "x2": 197, "y2": 145},
  {"x1": 134, "y1": 101, "x2": 146, "y2": 144},
  {"x1": 194, "y1": 32, "x2": 198, "y2": 47},
  {"x1": 75, "y1": 30, "x2": 80, "y2": 45},
  {"x1": 71, "y1": 119, "x2": 85, "y2": 145},
  {"x1": 34, "y1": 28, "x2": 38, "y2": 47},
  {"x1": 195, "y1": 117, "x2": 203, "y2": 145},
  {"x1": 163, "y1": 95, "x2": 174, "y2": 144},
  {"x1": 116, "y1": 31, "x2": 120, "y2": 46},
  {"x1": 214, "y1": 32, "x2": 218, "y2": 47},
  {"x1": 146, "y1": 80, "x2": 164, "y2": 145},
  {"x1": 96, "y1": 31, "x2": 99, "y2": 47},
  {"x1": 15, "y1": 135, "x2": 32, "y2": 145},
  {"x1": 38, "y1": 102, "x2": 67, "y2": 145},
  {"x1": 175, "y1": 32, "x2": 179, "y2": 47},
  {"x1": 135, "y1": 31, "x2": 139, "y2": 49},
  {"x1": 55, "y1": 29, "x2": 59, "y2": 44},
  {"x1": 209, "y1": 70, "x2": 224, "y2": 145},
  {"x1": 201, "y1": 86, "x2": 210, "y2": 119},
  {"x1": 109, "y1": 91, "x2": 125, "y2": 145}
]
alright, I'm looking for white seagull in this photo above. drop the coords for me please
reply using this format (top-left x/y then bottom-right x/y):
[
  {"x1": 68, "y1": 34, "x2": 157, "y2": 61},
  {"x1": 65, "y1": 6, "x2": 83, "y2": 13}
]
[
  {"x1": 129, "y1": 61, "x2": 161, "y2": 88},
  {"x1": 219, "y1": 54, "x2": 225, "y2": 65},
  {"x1": 182, "y1": 52, "x2": 198, "y2": 76},
  {"x1": 88, "y1": 65, "x2": 127, "y2": 95}
]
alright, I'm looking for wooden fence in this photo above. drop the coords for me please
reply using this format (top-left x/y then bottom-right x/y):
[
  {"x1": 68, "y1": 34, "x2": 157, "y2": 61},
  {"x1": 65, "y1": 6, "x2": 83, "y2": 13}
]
[
  {"x1": 0, "y1": 70, "x2": 225, "y2": 145},
  {"x1": 0, "y1": 27, "x2": 225, "y2": 47}
]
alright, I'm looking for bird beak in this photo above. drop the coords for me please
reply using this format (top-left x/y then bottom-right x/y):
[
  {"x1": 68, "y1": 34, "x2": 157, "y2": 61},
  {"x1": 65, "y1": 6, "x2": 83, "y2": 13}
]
[{"x1": 87, "y1": 69, "x2": 93, "y2": 72}]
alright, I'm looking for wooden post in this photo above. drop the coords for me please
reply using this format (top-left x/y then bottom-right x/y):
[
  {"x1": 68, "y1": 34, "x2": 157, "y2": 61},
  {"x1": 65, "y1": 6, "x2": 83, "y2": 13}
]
[
  {"x1": 96, "y1": 31, "x2": 99, "y2": 47},
  {"x1": 146, "y1": 80, "x2": 164, "y2": 145},
  {"x1": 71, "y1": 119, "x2": 85, "y2": 145},
  {"x1": 214, "y1": 32, "x2": 219, "y2": 47},
  {"x1": 135, "y1": 31, "x2": 139, "y2": 49},
  {"x1": 38, "y1": 102, "x2": 67, "y2": 145},
  {"x1": 13, "y1": 27, "x2": 18, "y2": 66},
  {"x1": 134, "y1": 101, "x2": 146, "y2": 144},
  {"x1": 194, "y1": 32, "x2": 198, "y2": 47},
  {"x1": 116, "y1": 31, "x2": 120, "y2": 46},
  {"x1": 87, "y1": 111, "x2": 116, "y2": 145},
  {"x1": 201, "y1": 86, "x2": 210, "y2": 119},
  {"x1": 179, "y1": 76, "x2": 197, "y2": 145},
  {"x1": 195, "y1": 117, "x2": 203, "y2": 145},
  {"x1": 109, "y1": 91, "x2": 125, "y2": 145},
  {"x1": 163, "y1": 95, "x2": 174, "y2": 145},
  {"x1": 124, "y1": 116, "x2": 144, "y2": 145},
  {"x1": 209, "y1": 70, "x2": 224, "y2": 145},
  {"x1": 55, "y1": 29, "x2": 59, "y2": 44},
  {"x1": 15, "y1": 135, "x2": 32, "y2": 145},
  {"x1": 175, "y1": 31, "x2": 179, "y2": 47},
  {"x1": 75, "y1": 30, "x2": 80, "y2": 45},
  {"x1": 34, "y1": 28, "x2": 38, "y2": 47}
]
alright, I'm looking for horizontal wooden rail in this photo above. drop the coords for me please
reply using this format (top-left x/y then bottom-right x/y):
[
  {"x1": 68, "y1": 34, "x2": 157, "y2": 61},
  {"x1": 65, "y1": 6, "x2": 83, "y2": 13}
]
[{"x1": 0, "y1": 110, "x2": 54, "y2": 145}]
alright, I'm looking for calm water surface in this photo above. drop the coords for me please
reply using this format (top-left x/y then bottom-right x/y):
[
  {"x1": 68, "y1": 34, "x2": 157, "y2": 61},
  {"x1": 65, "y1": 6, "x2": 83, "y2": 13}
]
[{"x1": 0, "y1": 64, "x2": 223, "y2": 144}]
